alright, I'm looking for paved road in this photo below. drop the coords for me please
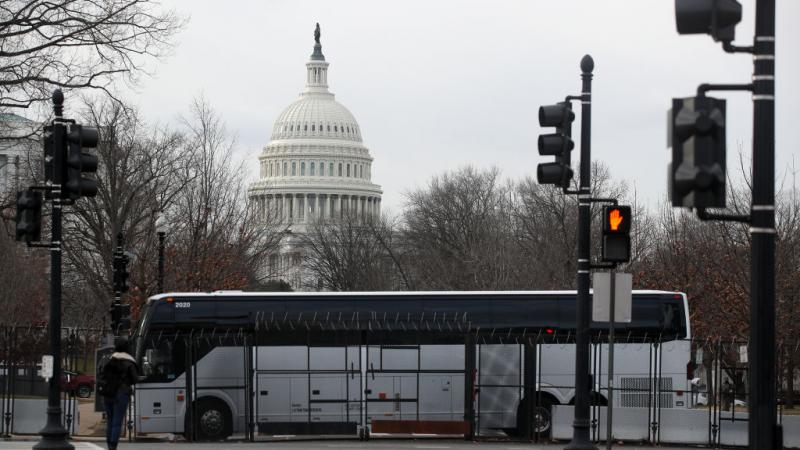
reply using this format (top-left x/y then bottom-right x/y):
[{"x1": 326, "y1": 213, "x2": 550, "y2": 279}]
[{"x1": 0, "y1": 440, "x2": 706, "y2": 450}]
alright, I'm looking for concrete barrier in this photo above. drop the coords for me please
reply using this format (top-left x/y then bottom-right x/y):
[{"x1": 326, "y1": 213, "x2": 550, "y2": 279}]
[
  {"x1": 11, "y1": 399, "x2": 79, "y2": 435},
  {"x1": 552, "y1": 405, "x2": 800, "y2": 448}
]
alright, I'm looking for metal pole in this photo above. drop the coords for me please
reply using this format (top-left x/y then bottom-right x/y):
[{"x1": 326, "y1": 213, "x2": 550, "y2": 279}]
[
  {"x1": 112, "y1": 233, "x2": 123, "y2": 335},
  {"x1": 157, "y1": 231, "x2": 165, "y2": 293},
  {"x1": 606, "y1": 272, "x2": 616, "y2": 450},
  {"x1": 750, "y1": 1, "x2": 779, "y2": 449},
  {"x1": 35, "y1": 93, "x2": 73, "y2": 449},
  {"x1": 566, "y1": 54, "x2": 598, "y2": 450}
]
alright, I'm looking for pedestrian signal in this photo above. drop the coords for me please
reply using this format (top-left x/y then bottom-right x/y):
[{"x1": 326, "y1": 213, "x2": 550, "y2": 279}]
[{"x1": 602, "y1": 205, "x2": 631, "y2": 263}]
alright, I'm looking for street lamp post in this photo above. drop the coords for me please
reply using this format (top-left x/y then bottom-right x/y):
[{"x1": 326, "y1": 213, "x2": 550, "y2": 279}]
[
  {"x1": 565, "y1": 55, "x2": 598, "y2": 450},
  {"x1": 749, "y1": 2, "x2": 778, "y2": 449},
  {"x1": 34, "y1": 90, "x2": 73, "y2": 450},
  {"x1": 156, "y1": 214, "x2": 166, "y2": 293}
]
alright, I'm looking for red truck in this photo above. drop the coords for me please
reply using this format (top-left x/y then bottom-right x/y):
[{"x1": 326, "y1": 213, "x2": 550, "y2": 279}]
[{"x1": 60, "y1": 370, "x2": 95, "y2": 398}]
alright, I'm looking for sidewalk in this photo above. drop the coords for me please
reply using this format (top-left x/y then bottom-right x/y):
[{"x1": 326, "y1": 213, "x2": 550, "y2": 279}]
[
  {"x1": 0, "y1": 442, "x2": 103, "y2": 450},
  {"x1": 0, "y1": 440, "x2": 738, "y2": 450}
]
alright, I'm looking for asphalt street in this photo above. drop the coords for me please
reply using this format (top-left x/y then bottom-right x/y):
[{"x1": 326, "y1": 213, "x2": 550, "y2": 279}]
[{"x1": 0, "y1": 441, "x2": 708, "y2": 450}]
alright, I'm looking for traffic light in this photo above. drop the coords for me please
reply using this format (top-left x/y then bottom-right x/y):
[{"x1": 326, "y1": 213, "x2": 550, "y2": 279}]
[
  {"x1": 110, "y1": 302, "x2": 132, "y2": 332},
  {"x1": 43, "y1": 124, "x2": 66, "y2": 187},
  {"x1": 675, "y1": 0, "x2": 742, "y2": 43},
  {"x1": 601, "y1": 205, "x2": 631, "y2": 263},
  {"x1": 113, "y1": 251, "x2": 130, "y2": 294},
  {"x1": 15, "y1": 190, "x2": 43, "y2": 242},
  {"x1": 668, "y1": 96, "x2": 727, "y2": 208},
  {"x1": 536, "y1": 101, "x2": 575, "y2": 190},
  {"x1": 64, "y1": 124, "x2": 99, "y2": 200}
]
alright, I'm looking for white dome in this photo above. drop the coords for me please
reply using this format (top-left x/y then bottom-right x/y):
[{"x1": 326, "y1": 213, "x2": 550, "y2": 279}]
[
  {"x1": 271, "y1": 94, "x2": 362, "y2": 142},
  {"x1": 249, "y1": 26, "x2": 382, "y2": 291}
]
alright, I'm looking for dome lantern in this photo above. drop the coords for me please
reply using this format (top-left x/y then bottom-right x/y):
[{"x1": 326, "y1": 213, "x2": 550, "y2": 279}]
[{"x1": 305, "y1": 23, "x2": 329, "y2": 94}]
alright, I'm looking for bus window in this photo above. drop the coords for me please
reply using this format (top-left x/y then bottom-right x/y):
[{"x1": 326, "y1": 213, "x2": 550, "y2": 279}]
[
  {"x1": 490, "y1": 298, "x2": 559, "y2": 329},
  {"x1": 142, "y1": 339, "x2": 183, "y2": 382}
]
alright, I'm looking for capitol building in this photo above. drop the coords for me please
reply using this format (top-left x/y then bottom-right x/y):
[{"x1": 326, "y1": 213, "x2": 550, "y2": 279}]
[{"x1": 248, "y1": 26, "x2": 382, "y2": 290}]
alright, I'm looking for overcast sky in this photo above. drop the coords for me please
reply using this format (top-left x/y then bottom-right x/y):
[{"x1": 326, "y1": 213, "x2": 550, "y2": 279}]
[{"x1": 125, "y1": 0, "x2": 799, "y2": 214}]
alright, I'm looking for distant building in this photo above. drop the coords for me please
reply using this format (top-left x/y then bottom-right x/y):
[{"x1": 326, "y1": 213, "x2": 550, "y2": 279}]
[
  {"x1": 248, "y1": 27, "x2": 382, "y2": 290},
  {"x1": 0, "y1": 113, "x2": 39, "y2": 197}
]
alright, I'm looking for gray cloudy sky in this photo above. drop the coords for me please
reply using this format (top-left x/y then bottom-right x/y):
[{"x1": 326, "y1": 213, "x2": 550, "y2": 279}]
[{"x1": 127, "y1": 0, "x2": 800, "y2": 214}]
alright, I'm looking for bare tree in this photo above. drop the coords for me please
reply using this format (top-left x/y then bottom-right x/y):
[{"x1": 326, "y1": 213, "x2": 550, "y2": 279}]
[
  {"x1": 299, "y1": 212, "x2": 406, "y2": 291},
  {"x1": 509, "y1": 161, "x2": 630, "y2": 289},
  {"x1": 162, "y1": 97, "x2": 282, "y2": 292},
  {"x1": 0, "y1": 223, "x2": 48, "y2": 325},
  {"x1": 510, "y1": 176, "x2": 576, "y2": 289},
  {"x1": 59, "y1": 98, "x2": 187, "y2": 326},
  {"x1": 402, "y1": 166, "x2": 520, "y2": 290},
  {"x1": 0, "y1": 0, "x2": 185, "y2": 109}
]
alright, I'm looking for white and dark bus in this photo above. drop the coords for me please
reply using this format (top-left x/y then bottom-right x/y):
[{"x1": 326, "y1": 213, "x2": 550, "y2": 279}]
[{"x1": 133, "y1": 290, "x2": 691, "y2": 440}]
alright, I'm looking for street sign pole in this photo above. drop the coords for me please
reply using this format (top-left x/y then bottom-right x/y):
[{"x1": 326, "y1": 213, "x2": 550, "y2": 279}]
[{"x1": 606, "y1": 271, "x2": 616, "y2": 450}]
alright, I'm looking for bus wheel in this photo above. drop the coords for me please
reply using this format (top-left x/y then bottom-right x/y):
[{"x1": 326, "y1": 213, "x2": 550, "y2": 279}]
[
  {"x1": 510, "y1": 397, "x2": 553, "y2": 438},
  {"x1": 193, "y1": 398, "x2": 232, "y2": 441}
]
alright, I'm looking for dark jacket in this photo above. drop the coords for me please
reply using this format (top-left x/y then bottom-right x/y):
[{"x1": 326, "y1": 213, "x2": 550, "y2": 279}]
[{"x1": 105, "y1": 352, "x2": 140, "y2": 395}]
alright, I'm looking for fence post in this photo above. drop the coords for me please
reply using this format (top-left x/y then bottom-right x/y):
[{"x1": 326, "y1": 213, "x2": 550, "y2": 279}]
[{"x1": 464, "y1": 335, "x2": 476, "y2": 440}]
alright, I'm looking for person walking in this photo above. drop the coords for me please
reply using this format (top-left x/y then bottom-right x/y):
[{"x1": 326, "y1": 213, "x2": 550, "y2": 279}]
[{"x1": 99, "y1": 338, "x2": 140, "y2": 450}]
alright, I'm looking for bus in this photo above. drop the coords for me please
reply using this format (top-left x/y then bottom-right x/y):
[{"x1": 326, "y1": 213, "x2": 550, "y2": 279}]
[{"x1": 132, "y1": 290, "x2": 691, "y2": 440}]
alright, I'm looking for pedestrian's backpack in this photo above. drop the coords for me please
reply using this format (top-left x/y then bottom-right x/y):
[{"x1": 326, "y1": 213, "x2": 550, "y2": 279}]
[{"x1": 97, "y1": 357, "x2": 122, "y2": 398}]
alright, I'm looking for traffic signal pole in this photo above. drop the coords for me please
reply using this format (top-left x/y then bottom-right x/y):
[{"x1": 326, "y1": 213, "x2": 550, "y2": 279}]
[
  {"x1": 673, "y1": 1, "x2": 778, "y2": 448},
  {"x1": 750, "y1": 1, "x2": 778, "y2": 449},
  {"x1": 112, "y1": 232, "x2": 123, "y2": 334},
  {"x1": 566, "y1": 54, "x2": 598, "y2": 450},
  {"x1": 34, "y1": 91, "x2": 73, "y2": 450}
]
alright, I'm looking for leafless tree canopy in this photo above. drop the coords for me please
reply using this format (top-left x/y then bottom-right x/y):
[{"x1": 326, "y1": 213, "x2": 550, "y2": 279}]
[
  {"x1": 164, "y1": 97, "x2": 283, "y2": 293},
  {"x1": 300, "y1": 212, "x2": 405, "y2": 291},
  {"x1": 0, "y1": 0, "x2": 184, "y2": 109},
  {"x1": 402, "y1": 166, "x2": 519, "y2": 290},
  {"x1": 60, "y1": 97, "x2": 186, "y2": 324},
  {"x1": 45, "y1": 96, "x2": 284, "y2": 327},
  {"x1": 0, "y1": 224, "x2": 47, "y2": 325},
  {"x1": 398, "y1": 164, "x2": 628, "y2": 291}
]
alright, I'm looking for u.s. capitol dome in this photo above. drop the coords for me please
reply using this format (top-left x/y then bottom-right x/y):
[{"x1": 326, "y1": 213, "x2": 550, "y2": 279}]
[{"x1": 248, "y1": 27, "x2": 382, "y2": 231}]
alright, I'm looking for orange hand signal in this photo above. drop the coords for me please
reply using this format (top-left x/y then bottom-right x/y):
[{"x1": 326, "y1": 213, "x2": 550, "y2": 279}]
[{"x1": 609, "y1": 209, "x2": 623, "y2": 231}]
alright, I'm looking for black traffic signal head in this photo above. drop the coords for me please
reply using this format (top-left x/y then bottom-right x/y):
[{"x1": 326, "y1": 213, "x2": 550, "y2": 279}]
[
  {"x1": 536, "y1": 102, "x2": 575, "y2": 190},
  {"x1": 15, "y1": 190, "x2": 43, "y2": 242},
  {"x1": 65, "y1": 124, "x2": 99, "y2": 200},
  {"x1": 43, "y1": 123, "x2": 67, "y2": 194},
  {"x1": 113, "y1": 252, "x2": 130, "y2": 293},
  {"x1": 675, "y1": 0, "x2": 742, "y2": 43},
  {"x1": 601, "y1": 205, "x2": 632, "y2": 263},
  {"x1": 668, "y1": 96, "x2": 727, "y2": 208},
  {"x1": 110, "y1": 302, "x2": 132, "y2": 332}
]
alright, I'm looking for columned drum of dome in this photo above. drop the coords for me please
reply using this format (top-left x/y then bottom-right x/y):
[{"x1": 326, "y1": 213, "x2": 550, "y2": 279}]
[{"x1": 248, "y1": 25, "x2": 382, "y2": 290}]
